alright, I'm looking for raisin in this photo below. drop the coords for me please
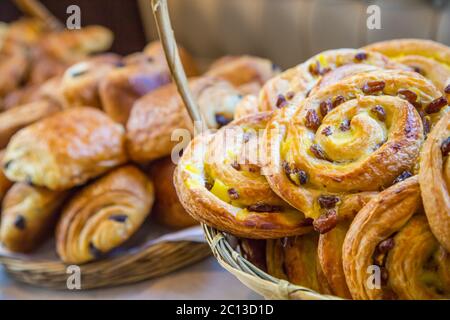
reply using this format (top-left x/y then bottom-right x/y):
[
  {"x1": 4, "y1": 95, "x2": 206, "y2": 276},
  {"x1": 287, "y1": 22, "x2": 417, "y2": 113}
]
[
  {"x1": 322, "y1": 126, "x2": 332, "y2": 136},
  {"x1": 333, "y1": 95, "x2": 345, "y2": 108},
  {"x1": 392, "y1": 171, "x2": 413, "y2": 184},
  {"x1": 339, "y1": 119, "x2": 351, "y2": 131},
  {"x1": 397, "y1": 89, "x2": 417, "y2": 104},
  {"x1": 371, "y1": 105, "x2": 386, "y2": 121},
  {"x1": 14, "y1": 215, "x2": 26, "y2": 230},
  {"x1": 228, "y1": 188, "x2": 239, "y2": 200},
  {"x1": 318, "y1": 195, "x2": 340, "y2": 209},
  {"x1": 354, "y1": 52, "x2": 368, "y2": 61},
  {"x1": 313, "y1": 210, "x2": 338, "y2": 234},
  {"x1": 247, "y1": 203, "x2": 282, "y2": 213},
  {"x1": 305, "y1": 109, "x2": 321, "y2": 130},
  {"x1": 441, "y1": 137, "x2": 450, "y2": 157},
  {"x1": 109, "y1": 215, "x2": 128, "y2": 223},
  {"x1": 320, "y1": 100, "x2": 333, "y2": 117},
  {"x1": 276, "y1": 94, "x2": 288, "y2": 108},
  {"x1": 362, "y1": 81, "x2": 385, "y2": 94},
  {"x1": 425, "y1": 96, "x2": 447, "y2": 114}
]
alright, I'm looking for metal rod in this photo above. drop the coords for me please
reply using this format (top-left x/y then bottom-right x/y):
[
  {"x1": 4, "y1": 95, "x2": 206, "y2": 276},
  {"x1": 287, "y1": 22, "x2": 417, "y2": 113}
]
[{"x1": 150, "y1": 0, "x2": 205, "y2": 132}]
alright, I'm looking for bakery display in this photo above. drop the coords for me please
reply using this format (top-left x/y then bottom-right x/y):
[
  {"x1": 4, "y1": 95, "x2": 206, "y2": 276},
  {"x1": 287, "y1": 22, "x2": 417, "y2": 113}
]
[{"x1": 175, "y1": 39, "x2": 450, "y2": 300}]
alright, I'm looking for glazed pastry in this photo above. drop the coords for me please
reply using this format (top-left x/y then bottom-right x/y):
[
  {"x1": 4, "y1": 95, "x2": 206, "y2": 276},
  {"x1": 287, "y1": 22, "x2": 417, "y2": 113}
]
[
  {"x1": 364, "y1": 39, "x2": 450, "y2": 94},
  {"x1": 126, "y1": 76, "x2": 244, "y2": 163},
  {"x1": 2, "y1": 18, "x2": 46, "y2": 46},
  {"x1": 419, "y1": 112, "x2": 450, "y2": 251},
  {"x1": 60, "y1": 54, "x2": 122, "y2": 109},
  {"x1": 99, "y1": 59, "x2": 172, "y2": 124},
  {"x1": 0, "y1": 40, "x2": 29, "y2": 98},
  {"x1": 0, "y1": 150, "x2": 13, "y2": 201},
  {"x1": 2, "y1": 107, "x2": 127, "y2": 190},
  {"x1": 264, "y1": 69, "x2": 445, "y2": 224},
  {"x1": 175, "y1": 112, "x2": 312, "y2": 238},
  {"x1": 266, "y1": 235, "x2": 331, "y2": 295},
  {"x1": 343, "y1": 176, "x2": 450, "y2": 299},
  {"x1": 0, "y1": 183, "x2": 67, "y2": 252},
  {"x1": 206, "y1": 55, "x2": 279, "y2": 95},
  {"x1": 143, "y1": 41, "x2": 199, "y2": 77},
  {"x1": 56, "y1": 165, "x2": 154, "y2": 264},
  {"x1": 0, "y1": 99, "x2": 61, "y2": 148},
  {"x1": 149, "y1": 157, "x2": 197, "y2": 229},
  {"x1": 258, "y1": 49, "x2": 407, "y2": 112}
]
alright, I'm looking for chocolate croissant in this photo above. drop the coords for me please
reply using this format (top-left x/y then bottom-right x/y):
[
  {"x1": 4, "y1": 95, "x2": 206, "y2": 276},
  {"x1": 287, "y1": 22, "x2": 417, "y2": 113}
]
[
  {"x1": 419, "y1": 112, "x2": 450, "y2": 252},
  {"x1": 175, "y1": 112, "x2": 312, "y2": 238},
  {"x1": 2, "y1": 107, "x2": 127, "y2": 190},
  {"x1": 343, "y1": 176, "x2": 450, "y2": 299},
  {"x1": 0, "y1": 183, "x2": 67, "y2": 252},
  {"x1": 363, "y1": 39, "x2": 450, "y2": 94},
  {"x1": 56, "y1": 165, "x2": 154, "y2": 264},
  {"x1": 126, "y1": 76, "x2": 244, "y2": 163},
  {"x1": 264, "y1": 69, "x2": 445, "y2": 224}
]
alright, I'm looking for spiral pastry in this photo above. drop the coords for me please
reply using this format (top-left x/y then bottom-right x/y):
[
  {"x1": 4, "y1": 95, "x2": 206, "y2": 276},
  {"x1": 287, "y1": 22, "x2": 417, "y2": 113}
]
[
  {"x1": 419, "y1": 112, "x2": 450, "y2": 252},
  {"x1": 364, "y1": 39, "x2": 450, "y2": 95},
  {"x1": 266, "y1": 235, "x2": 331, "y2": 295},
  {"x1": 264, "y1": 69, "x2": 449, "y2": 225},
  {"x1": 1, "y1": 183, "x2": 67, "y2": 252},
  {"x1": 258, "y1": 49, "x2": 406, "y2": 112},
  {"x1": 343, "y1": 176, "x2": 450, "y2": 300},
  {"x1": 56, "y1": 165, "x2": 154, "y2": 264},
  {"x1": 175, "y1": 112, "x2": 312, "y2": 238}
]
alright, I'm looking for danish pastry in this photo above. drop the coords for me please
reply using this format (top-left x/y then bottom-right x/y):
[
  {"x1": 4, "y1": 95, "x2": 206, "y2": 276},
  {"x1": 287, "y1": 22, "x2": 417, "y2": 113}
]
[
  {"x1": 363, "y1": 39, "x2": 450, "y2": 94},
  {"x1": 99, "y1": 59, "x2": 172, "y2": 124},
  {"x1": 2, "y1": 107, "x2": 127, "y2": 190},
  {"x1": 0, "y1": 150, "x2": 12, "y2": 201},
  {"x1": 0, "y1": 183, "x2": 67, "y2": 253},
  {"x1": 266, "y1": 235, "x2": 331, "y2": 295},
  {"x1": 175, "y1": 112, "x2": 312, "y2": 238},
  {"x1": 126, "y1": 76, "x2": 243, "y2": 163},
  {"x1": 419, "y1": 112, "x2": 450, "y2": 251},
  {"x1": 56, "y1": 165, "x2": 154, "y2": 264},
  {"x1": 0, "y1": 99, "x2": 61, "y2": 149},
  {"x1": 343, "y1": 176, "x2": 450, "y2": 299},
  {"x1": 264, "y1": 69, "x2": 445, "y2": 223},
  {"x1": 258, "y1": 49, "x2": 406, "y2": 112},
  {"x1": 149, "y1": 157, "x2": 197, "y2": 229},
  {"x1": 0, "y1": 40, "x2": 29, "y2": 98}
]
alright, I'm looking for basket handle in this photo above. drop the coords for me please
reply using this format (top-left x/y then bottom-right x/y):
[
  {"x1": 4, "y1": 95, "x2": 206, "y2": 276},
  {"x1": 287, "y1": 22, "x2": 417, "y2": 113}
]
[
  {"x1": 14, "y1": 0, "x2": 64, "y2": 32},
  {"x1": 151, "y1": 0, "x2": 205, "y2": 132}
]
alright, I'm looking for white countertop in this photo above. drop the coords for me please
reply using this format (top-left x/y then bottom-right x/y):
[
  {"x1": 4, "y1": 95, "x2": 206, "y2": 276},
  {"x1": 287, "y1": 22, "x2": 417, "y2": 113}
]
[{"x1": 0, "y1": 257, "x2": 262, "y2": 300}]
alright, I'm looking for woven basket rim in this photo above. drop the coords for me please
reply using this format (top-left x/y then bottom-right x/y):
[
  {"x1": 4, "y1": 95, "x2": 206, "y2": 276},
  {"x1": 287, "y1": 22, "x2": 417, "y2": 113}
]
[{"x1": 203, "y1": 224, "x2": 342, "y2": 300}]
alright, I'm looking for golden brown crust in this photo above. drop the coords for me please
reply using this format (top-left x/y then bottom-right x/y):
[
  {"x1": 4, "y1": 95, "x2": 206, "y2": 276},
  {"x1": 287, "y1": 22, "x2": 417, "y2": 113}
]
[
  {"x1": 0, "y1": 150, "x2": 12, "y2": 201},
  {"x1": 258, "y1": 49, "x2": 407, "y2": 112},
  {"x1": 264, "y1": 69, "x2": 443, "y2": 220},
  {"x1": 364, "y1": 39, "x2": 450, "y2": 93},
  {"x1": 0, "y1": 40, "x2": 29, "y2": 98},
  {"x1": 419, "y1": 112, "x2": 450, "y2": 251},
  {"x1": 99, "y1": 61, "x2": 171, "y2": 124},
  {"x1": 2, "y1": 107, "x2": 127, "y2": 190},
  {"x1": 175, "y1": 113, "x2": 312, "y2": 239},
  {"x1": 0, "y1": 183, "x2": 67, "y2": 253},
  {"x1": 126, "y1": 77, "x2": 243, "y2": 163},
  {"x1": 149, "y1": 157, "x2": 197, "y2": 229},
  {"x1": 343, "y1": 176, "x2": 450, "y2": 299},
  {"x1": 266, "y1": 235, "x2": 331, "y2": 295},
  {"x1": 56, "y1": 165, "x2": 154, "y2": 264},
  {"x1": 0, "y1": 99, "x2": 61, "y2": 149}
]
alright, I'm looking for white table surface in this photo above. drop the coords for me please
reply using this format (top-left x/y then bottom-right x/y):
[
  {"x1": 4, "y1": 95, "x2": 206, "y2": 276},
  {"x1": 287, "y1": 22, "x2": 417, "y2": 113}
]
[{"x1": 0, "y1": 257, "x2": 262, "y2": 300}]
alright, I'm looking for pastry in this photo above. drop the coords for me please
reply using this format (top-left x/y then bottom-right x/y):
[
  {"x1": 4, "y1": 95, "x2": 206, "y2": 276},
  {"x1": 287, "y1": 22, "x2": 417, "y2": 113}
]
[
  {"x1": 126, "y1": 76, "x2": 244, "y2": 163},
  {"x1": 149, "y1": 157, "x2": 197, "y2": 229},
  {"x1": 206, "y1": 55, "x2": 279, "y2": 95},
  {"x1": 0, "y1": 40, "x2": 29, "y2": 98},
  {"x1": 99, "y1": 59, "x2": 172, "y2": 124},
  {"x1": 239, "y1": 239, "x2": 267, "y2": 271},
  {"x1": 143, "y1": 41, "x2": 199, "y2": 77},
  {"x1": 60, "y1": 53, "x2": 122, "y2": 109},
  {"x1": 258, "y1": 49, "x2": 407, "y2": 112},
  {"x1": 0, "y1": 183, "x2": 67, "y2": 252},
  {"x1": 2, "y1": 107, "x2": 127, "y2": 190},
  {"x1": 0, "y1": 150, "x2": 12, "y2": 201},
  {"x1": 175, "y1": 112, "x2": 312, "y2": 238},
  {"x1": 363, "y1": 39, "x2": 450, "y2": 94},
  {"x1": 266, "y1": 235, "x2": 331, "y2": 295},
  {"x1": 56, "y1": 165, "x2": 154, "y2": 264},
  {"x1": 343, "y1": 176, "x2": 450, "y2": 299},
  {"x1": 419, "y1": 112, "x2": 450, "y2": 251},
  {"x1": 0, "y1": 99, "x2": 61, "y2": 149},
  {"x1": 264, "y1": 69, "x2": 444, "y2": 223}
]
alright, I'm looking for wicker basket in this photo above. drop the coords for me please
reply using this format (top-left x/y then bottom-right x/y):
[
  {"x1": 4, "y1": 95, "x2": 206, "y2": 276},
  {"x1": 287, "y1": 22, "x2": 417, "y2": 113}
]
[{"x1": 150, "y1": 0, "x2": 341, "y2": 300}]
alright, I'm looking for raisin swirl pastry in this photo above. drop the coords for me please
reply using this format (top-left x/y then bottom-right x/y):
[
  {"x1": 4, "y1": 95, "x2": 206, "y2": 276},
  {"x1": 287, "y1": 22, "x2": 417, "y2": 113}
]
[
  {"x1": 175, "y1": 112, "x2": 312, "y2": 238},
  {"x1": 126, "y1": 76, "x2": 244, "y2": 163},
  {"x1": 56, "y1": 165, "x2": 154, "y2": 264},
  {"x1": 264, "y1": 69, "x2": 449, "y2": 225},
  {"x1": 266, "y1": 235, "x2": 331, "y2": 295},
  {"x1": 343, "y1": 176, "x2": 450, "y2": 300},
  {"x1": 364, "y1": 39, "x2": 450, "y2": 95},
  {"x1": 2, "y1": 107, "x2": 127, "y2": 190},
  {"x1": 0, "y1": 183, "x2": 67, "y2": 252},
  {"x1": 419, "y1": 112, "x2": 450, "y2": 252},
  {"x1": 258, "y1": 49, "x2": 406, "y2": 111}
]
